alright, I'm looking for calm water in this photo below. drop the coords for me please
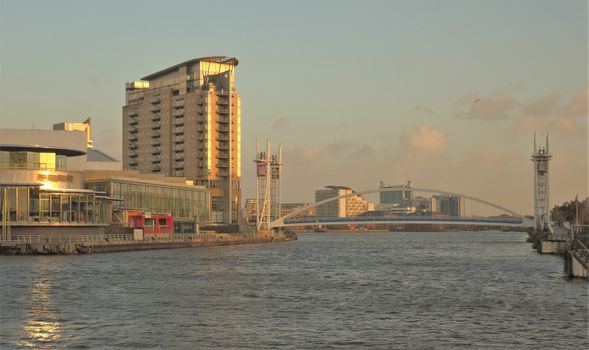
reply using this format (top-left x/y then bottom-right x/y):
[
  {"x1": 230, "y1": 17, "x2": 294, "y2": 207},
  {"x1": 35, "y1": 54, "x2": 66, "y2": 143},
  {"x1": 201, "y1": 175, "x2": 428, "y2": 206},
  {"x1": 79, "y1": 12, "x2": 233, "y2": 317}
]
[{"x1": 1, "y1": 231, "x2": 587, "y2": 349}]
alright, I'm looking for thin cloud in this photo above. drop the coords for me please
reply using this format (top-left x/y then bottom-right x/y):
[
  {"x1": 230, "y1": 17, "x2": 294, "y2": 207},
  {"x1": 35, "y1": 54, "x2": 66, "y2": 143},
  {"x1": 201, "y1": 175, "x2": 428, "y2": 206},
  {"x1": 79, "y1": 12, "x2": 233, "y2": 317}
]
[
  {"x1": 454, "y1": 95, "x2": 515, "y2": 121},
  {"x1": 521, "y1": 92, "x2": 560, "y2": 118},
  {"x1": 272, "y1": 117, "x2": 289, "y2": 130},
  {"x1": 412, "y1": 104, "x2": 434, "y2": 114}
]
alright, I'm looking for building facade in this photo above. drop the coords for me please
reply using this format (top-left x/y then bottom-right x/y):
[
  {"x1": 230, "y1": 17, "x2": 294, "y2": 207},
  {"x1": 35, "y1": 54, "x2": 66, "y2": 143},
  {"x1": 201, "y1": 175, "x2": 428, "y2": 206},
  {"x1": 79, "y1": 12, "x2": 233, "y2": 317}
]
[
  {"x1": 379, "y1": 180, "x2": 414, "y2": 208},
  {"x1": 431, "y1": 195, "x2": 466, "y2": 217},
  {"x1": 122, "y1": 57, "x2": 241, "y2": 225},
  {"x1": 84, "y1": 170, "x2": 209, "y2": 225},
  {"x1": 315, "y1": 186, "x2": 373, "y2": 218},
  {"x1": 0, "y1": 129, "x2": 109, "y2": 239}
]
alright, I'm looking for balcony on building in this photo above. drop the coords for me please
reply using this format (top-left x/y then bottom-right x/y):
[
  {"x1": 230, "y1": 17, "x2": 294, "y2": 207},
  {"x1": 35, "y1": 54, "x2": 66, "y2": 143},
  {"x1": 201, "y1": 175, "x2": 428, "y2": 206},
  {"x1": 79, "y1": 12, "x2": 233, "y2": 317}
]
[
  {"x1": 217, "y1": 98, "x2": 229, "y2": 106},
  {"x1": 150, "y1": 104, "x2": 161, "y2": 112},
  {"x1": 217, "y1": 107, "x2": 229, "y2": 114},
  {"x1": 151, "y1": 113, "x2": 161, "y2": 121},
  {"x1": 172, "y1": 109, "x2": 184, "y2": 117},
  {"x1": 217, "y1": 116, "x2": 230, "y2": 123},
  {"x1": 151, "y1": 130, "x2": 161, "y2": 137},
  {"x1": 173, "y1": 117, "x2": 184, "y2": 126},
  {"x1": 151, "y1": 147, "x2": 161, "y2": 155},
  {"x1": 217, "y1": 151, "x2": 229, "y2": 159}
]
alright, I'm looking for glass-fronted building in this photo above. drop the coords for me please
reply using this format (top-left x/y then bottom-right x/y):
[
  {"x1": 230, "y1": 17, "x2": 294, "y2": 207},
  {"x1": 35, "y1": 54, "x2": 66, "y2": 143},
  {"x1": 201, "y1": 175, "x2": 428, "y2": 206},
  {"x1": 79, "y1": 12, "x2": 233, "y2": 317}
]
[
  {"x1": 84, "y1": 171, "x2": 210, "y2": 225},
  {"x1": 0, "y1": 129, "x2": 110, "y2": 240}
]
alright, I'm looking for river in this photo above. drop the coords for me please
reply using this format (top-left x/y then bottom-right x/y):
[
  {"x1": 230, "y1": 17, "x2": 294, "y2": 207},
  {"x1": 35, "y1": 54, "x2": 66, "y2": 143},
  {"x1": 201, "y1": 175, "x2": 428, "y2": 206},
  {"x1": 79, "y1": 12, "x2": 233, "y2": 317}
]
[{"x1": 1, "y1": 231, "x2": 587, "y2": 349}]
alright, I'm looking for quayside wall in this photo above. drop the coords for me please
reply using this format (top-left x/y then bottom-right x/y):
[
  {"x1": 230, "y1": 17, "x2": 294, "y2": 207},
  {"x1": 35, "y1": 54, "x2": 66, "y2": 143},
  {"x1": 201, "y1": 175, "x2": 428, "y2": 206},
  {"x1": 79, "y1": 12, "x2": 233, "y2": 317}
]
[{"x1": 0, "y1": 232, "x2": 296, "y2": 255}]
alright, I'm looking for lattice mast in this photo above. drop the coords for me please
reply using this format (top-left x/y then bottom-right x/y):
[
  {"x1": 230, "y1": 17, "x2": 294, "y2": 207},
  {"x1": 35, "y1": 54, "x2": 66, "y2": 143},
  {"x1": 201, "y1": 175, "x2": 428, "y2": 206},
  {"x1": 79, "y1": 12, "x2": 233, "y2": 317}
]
[
  {"x1": 531, "y1": 133, "x2": 553, "y2": 233},
  {"x1": 255, "y1": 139, "x2": 271, "y2": 232},
  {"x1": 254, "y1": 140, "x2": 283, "y2": 232},
  {"x1": 270, "y1": 145, "x2": 283, "y2": 222}
]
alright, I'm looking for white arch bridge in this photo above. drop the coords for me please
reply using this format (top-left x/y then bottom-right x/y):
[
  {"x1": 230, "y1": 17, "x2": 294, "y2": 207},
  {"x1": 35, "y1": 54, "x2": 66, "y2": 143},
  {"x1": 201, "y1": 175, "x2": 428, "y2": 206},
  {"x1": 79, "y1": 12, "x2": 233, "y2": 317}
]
[{"x1": 269, "y1": 187, "x2": 534, "y2": 230}]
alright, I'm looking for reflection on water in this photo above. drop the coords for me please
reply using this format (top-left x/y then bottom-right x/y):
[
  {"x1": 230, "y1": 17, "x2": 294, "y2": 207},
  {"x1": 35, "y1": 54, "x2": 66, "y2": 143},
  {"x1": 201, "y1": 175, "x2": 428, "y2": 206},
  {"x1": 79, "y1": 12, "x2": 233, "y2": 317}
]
[{"x1": 17, "y1": 279, "x2": 62, "y2": 348}]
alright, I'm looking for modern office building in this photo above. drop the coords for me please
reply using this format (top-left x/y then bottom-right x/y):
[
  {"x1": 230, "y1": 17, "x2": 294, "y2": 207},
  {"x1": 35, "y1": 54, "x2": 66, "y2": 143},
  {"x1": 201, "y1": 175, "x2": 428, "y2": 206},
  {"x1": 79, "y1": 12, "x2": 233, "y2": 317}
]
[
  {"x1": 122, "y1": 56, "x2": 241, "y2": 225},
  {"x1": 315, "y1": 186, "x2": 373, "y2": 218},
  {"x1": 84, "y1": 170, "x2": 209, "y2": 232},
  {"x1": 379, "y1": 180, "x2": 414, "y2": 208},
  {"x1": 431, "y1": 195, "x2": 466, "y2": 217},
  {"x1": 0, "y1": 129, "x2": 110, "y2": 239}
]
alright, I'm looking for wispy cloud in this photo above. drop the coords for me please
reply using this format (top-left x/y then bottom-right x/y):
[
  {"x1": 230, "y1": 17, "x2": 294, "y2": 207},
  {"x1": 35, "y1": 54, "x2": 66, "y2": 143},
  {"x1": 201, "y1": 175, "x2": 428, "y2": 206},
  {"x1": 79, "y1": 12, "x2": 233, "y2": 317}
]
[
  {"x1": 272, "y1": 117, "x2": 289, "y2": 130},
  {"x1": 412, "y1": 104, "x2": 434, "y2": 114},
  {"x1": 513, "y1": 87, "x2": 587, "y2": 137},
  {"x1": 402, "y1": 125, "x2": 448, "y2": 155},
  {"x1": 453, "y1": 94, "x2": 515, "y2": 121}
]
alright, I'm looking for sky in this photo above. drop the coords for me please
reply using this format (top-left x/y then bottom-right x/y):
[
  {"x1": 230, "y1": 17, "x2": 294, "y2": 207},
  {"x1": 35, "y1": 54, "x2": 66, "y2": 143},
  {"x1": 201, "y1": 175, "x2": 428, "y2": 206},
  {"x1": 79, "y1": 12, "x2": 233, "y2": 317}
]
[{"x1": 0, "y1": 0, "x2": 587, "y2": 215}]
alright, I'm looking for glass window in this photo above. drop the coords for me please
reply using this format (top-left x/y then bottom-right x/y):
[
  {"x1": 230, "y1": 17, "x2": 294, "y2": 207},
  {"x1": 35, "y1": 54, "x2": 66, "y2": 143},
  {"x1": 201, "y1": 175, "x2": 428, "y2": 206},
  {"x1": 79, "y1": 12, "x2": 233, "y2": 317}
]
[
  {"x1": 56, "y1": 155, "x2": 67, "y2": 170},
  {"x1": 9, "y1": 152, "x2": 27, "y2": 168}
]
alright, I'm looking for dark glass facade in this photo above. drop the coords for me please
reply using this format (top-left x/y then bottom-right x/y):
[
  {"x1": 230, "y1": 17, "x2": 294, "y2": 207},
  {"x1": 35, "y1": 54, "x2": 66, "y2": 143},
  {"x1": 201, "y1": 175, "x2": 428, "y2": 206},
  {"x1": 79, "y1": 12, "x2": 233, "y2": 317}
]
[{"x1": 85, "y1": 179, "x2": 209, "y2": 223}]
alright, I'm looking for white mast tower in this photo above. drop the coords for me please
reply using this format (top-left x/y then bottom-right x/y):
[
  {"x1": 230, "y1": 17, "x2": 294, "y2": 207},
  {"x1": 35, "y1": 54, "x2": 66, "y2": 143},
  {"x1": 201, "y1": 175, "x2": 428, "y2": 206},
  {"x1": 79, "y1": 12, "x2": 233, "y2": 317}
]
[{"x1": 531, "y1": 133, "x2": 553, "y2": 233}]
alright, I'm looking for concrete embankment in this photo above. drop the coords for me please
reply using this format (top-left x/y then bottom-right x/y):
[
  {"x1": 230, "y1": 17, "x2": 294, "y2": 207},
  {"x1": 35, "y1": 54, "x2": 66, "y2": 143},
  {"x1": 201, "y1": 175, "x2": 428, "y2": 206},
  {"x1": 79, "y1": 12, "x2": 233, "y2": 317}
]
[{"x1": 0, "y1": 232, "x2": 297, "y2": 255}]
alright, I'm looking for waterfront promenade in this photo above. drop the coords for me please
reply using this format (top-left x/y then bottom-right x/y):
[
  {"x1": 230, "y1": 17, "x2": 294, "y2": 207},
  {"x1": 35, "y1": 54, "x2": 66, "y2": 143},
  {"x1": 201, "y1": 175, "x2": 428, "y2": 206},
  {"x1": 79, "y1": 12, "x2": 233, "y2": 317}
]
[{"x1": 0, "y1": 231, "x2": 296, "y2": 255}]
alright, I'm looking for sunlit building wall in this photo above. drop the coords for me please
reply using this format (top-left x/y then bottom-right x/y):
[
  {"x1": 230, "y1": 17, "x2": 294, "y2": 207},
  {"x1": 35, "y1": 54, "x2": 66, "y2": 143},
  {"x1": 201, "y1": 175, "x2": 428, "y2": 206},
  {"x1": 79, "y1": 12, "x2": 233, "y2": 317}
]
[
  {"x1": 122, "y1": 57, "x2": 240, "y2": 225},
  {"x1": 0, "y1": 129, "x2": 109, "y2": 239}
]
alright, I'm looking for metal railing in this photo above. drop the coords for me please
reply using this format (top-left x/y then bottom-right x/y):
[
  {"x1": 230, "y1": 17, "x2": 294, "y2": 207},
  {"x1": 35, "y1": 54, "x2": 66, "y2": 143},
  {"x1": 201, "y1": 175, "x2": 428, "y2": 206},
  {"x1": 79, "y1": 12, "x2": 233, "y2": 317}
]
[
  {"x1": 569, "y1": 238, "x2": 589, "y2": 269},
  {"x1": 3, "y1": 232, "x2": 262, "y2": 244}
]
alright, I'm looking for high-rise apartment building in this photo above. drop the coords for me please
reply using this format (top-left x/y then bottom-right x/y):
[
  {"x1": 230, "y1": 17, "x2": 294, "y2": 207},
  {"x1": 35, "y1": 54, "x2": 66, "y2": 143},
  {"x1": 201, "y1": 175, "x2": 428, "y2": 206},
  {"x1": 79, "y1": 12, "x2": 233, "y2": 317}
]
[{"x1": 122, "y1": 57, "x2": 241, "y2": 225}]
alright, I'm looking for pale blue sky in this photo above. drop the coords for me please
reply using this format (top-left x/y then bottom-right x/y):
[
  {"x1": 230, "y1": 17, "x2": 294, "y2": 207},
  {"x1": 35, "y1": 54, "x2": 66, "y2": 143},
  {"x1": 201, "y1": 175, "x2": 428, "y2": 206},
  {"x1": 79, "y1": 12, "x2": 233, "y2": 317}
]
[{"x1": 1, "y1": 0, "x2": 587, "y2": 213}]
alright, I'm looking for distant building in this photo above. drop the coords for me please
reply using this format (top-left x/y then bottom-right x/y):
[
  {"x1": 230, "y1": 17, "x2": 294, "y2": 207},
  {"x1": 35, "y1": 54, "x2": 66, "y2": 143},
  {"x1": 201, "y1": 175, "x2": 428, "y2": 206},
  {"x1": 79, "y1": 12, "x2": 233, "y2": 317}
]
[
  {"x1": 280, "y1": 202, "x2": 315, "y2": 218},
  {"x1": 379, "y1": 180, "x2": 413, "y2": 208},
  {"x1": 315, "y1": 186, "x2": 373, "y2": 217},
  {"x1": 432, "y1": 195, "x2": 465, "y2": 216},
  {"x1": 412, "y1": 196, "x2": 432, "y2": 212}
]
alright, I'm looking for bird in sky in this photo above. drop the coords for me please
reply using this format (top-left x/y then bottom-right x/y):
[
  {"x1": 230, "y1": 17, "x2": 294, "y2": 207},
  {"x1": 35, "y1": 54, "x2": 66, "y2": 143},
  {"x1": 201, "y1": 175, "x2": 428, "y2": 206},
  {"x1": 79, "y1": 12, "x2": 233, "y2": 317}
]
[{"x1": 474, "y1": 98, "x2": 481, "y2": 103}]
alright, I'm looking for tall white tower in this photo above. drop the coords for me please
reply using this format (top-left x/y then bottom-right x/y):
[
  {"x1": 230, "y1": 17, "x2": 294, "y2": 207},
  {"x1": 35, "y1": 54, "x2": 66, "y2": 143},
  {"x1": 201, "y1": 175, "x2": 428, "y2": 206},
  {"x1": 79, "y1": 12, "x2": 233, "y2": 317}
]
[
  {"x1": 254, "y1": 140, "x2": 282, "y2": 232},
  {"x1": 531, "y1": 133, "x2": 552, "y2": 233}
]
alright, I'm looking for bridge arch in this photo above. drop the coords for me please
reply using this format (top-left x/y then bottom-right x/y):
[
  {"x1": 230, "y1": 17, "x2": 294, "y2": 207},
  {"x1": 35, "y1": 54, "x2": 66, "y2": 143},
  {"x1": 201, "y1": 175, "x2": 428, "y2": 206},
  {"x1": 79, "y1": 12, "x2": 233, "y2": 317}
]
[{"x1": 270, "y1": 186, "x2": 526, "y2": 228}]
